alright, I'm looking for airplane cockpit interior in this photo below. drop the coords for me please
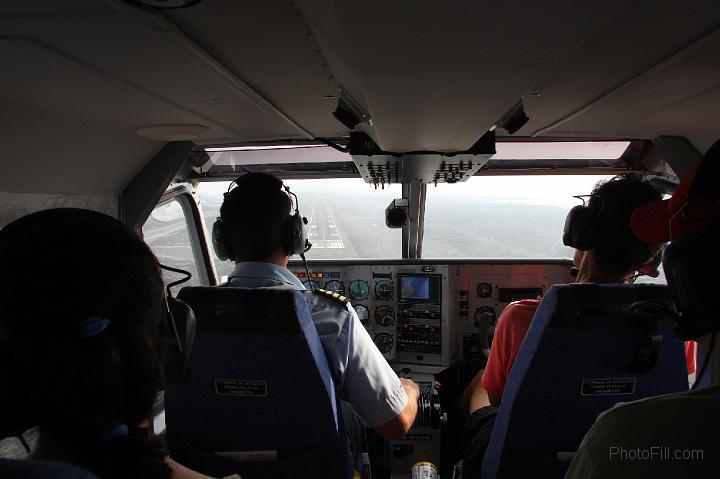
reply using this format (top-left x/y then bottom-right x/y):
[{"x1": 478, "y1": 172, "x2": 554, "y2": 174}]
[{"x1": 1, "y1": 1, "x2": 720, "y2": 478}]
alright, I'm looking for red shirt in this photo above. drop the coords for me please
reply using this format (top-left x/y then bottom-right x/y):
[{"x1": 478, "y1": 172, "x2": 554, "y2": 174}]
[
  {"x1": 685, "y1": 341, "x2": 696, "y2": 375},
  {"x1": 481, "y1": 299, "x2": 696, "y2": 405},
  {"x1": 481, "y1": 299, "x2": 540, "y2": 404}
]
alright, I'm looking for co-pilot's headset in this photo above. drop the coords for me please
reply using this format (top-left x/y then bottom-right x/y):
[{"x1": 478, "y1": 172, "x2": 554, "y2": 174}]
[
  {"x1": 564, "y1": 193, "x2": 664, "y2": 280},
  {"x1": 212, "y1": 178, "x2": 312, "y2": 261},
  {"x1": 563, "y1": 194, "x2": 604, "y2": 251}
]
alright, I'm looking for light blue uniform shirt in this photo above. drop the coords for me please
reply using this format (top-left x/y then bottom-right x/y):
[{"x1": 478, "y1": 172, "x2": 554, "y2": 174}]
[{"x1": 226, "y1": 262, "x2": 408, "y2": 427}]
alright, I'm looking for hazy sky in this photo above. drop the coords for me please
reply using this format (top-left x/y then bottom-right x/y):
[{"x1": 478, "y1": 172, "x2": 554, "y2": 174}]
[{"x1": 197, "y1": 175, "x2": 611, "y2": 209}]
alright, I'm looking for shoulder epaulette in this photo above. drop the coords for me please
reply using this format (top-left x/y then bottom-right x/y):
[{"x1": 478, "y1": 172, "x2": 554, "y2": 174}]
[{"x1": 314, "y1": 288, "x2": 349, "y2": 305}]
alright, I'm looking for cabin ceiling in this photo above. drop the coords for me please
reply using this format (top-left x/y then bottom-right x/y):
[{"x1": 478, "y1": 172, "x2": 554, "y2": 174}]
[{"x1": 0, "y1": 0, "x2": 718, "y2": 195}]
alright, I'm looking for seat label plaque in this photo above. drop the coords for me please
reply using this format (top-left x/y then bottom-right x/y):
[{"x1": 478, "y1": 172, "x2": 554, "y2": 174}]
[
  {"x1": 580, "y1": 377, "x2": 635, "y2": 396},
  {"x1": 215, "y1": 378, "x2": 267, "y2": 397}
]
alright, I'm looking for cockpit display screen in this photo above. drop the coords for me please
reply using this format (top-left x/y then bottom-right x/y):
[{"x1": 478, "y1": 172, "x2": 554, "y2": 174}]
[{"x1": 400, "y1": 275, "x2": 431, "y2": 300}]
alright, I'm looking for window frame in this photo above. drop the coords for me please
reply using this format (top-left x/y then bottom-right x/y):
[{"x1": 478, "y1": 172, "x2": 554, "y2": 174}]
[{"x1": 150, "y1": 184, "x2": 217, "y2": 286}]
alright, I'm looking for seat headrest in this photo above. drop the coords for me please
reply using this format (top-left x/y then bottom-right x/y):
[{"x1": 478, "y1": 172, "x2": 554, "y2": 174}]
[
  {"x1": 547, "y1": 284, "x2": 674, "y2": 331},
  {"x1": 177, "y1": 287, "x2": 305, "y2": 334}
]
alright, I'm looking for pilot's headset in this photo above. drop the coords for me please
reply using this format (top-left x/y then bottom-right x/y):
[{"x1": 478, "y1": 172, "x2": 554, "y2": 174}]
[
  {"x1": 212, "y1": 175, "x2": 312, "y2": 261},
  {"x1": 562, "y1": 194, "x2": 605, "y2": 251}
]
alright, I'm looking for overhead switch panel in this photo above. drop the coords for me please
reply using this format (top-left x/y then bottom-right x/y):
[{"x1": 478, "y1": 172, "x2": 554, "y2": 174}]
[{"x1": 349, "y1": 132, "x2": 495, "y2": 187}]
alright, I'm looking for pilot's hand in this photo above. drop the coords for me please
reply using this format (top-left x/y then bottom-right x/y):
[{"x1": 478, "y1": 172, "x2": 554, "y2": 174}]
[{"x1": 399, "y1": 377, "x2": 421, "y2": 401}]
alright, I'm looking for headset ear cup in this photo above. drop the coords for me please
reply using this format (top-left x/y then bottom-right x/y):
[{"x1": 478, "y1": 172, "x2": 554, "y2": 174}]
[
  {"x1": 285, "y1": 213, "x2": 308, "y2": 256},
  {"x1": 212, "y1": 219, "x2": 232, "y2": 261},
  {"x1": 563, "y1": 205, "x2": 597, "y2": 251},
  {"x1": 299, "y1": 215, "x2": 309, "y2": 252}
]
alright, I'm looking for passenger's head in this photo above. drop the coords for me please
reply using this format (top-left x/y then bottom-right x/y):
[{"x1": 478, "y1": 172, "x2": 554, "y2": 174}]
[
  {"x1": 219, "y1": 172, "x2": 293, "y2": 263},
  {"x1": 0, "y1": 208, "x2": 170, "y2": 479},
  {"x1": 573, "y1": 175, "x2": 663, "y2": 279}
]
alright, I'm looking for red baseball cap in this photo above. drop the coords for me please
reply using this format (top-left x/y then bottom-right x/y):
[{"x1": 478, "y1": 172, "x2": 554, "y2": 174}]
[{"x1": 631, "y1": 142, "x2": 720, "y2": 243}]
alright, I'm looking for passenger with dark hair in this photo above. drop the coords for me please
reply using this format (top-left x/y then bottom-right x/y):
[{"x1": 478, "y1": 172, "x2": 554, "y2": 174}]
[
  {"x1": 0, "y1": 208, "x2": 213, "y2": 479},
  {"x1": 216, "y1": 173, "x2": 420, "y2": 441},
  {"x1": 459, "y1": 174, "x2": 664, "y2": 476}
]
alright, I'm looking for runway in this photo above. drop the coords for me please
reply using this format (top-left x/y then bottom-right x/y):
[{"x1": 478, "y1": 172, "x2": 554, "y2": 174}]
[{"x1": 302, "y1": 196, "x2": 361, "y2": 260}]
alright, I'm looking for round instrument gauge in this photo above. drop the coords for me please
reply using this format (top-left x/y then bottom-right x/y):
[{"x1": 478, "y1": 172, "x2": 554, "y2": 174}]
[
  {"x1": 348, "y1": 280, "x2": 369, "y2": 300},
  {"x1": 323, "y1": 280, "x2": 345, "y2": 295},
  {"x1": 374, "y1": 280, "x2": 394, "y2": 300},
  {"x1": 374, "y1": 305, "x2": 395, "y2": 326},
  {"x1": 373, "y1": 333, "x2": 394, "y2": 354},
  {"x1": 477, "y1": 282, "x2": 493, "y2": 298},
  {"x1": 302, "y1": 280, "x2": 321, "y2": 291},
  {"x1": 474, "y1": 306, "x2": 497, "y2": 326},
  {"x1": 354, "y1": 304, "x2": 370, "y2": 327}
]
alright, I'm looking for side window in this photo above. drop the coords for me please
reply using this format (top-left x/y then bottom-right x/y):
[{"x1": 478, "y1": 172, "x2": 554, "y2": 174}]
[{"x1": 143, "y1": 198, "x2": 201, "y2": 287}]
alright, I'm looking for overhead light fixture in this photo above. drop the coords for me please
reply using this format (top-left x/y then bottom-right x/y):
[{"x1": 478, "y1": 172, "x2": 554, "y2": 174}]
[
  {"x1": 130, "y1": 0, "x2": 202, "y2": 9},
  {"x1": 333, "y1": 87, "x2": 373, "y2": 130},
  {"x1": 495, "y1": 100, "x2": 529, "y2": 135},
  {"x1": 136, "y1": 124, "x2": 210, "y2": 141}
]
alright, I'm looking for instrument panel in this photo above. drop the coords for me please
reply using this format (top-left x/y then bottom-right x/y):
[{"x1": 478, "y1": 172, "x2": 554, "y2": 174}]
[
  {"x1": 289, "y1": 260, "x2": 574, "y2": 478},
  {"x1": 289, "y1": 260, "x2": 574, "y2": 368}
]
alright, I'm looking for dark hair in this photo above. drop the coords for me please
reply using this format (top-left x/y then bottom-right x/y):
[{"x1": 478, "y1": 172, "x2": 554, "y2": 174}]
[
  {"x1": 0, "y1": 208, "x2": 171, "y2": 479},
  {"x1": 588, "y1": 175, "x2": 663, "y2": 276},
  {"x1": 220, "y1": 172, "x2": 292, "y2": 260}
]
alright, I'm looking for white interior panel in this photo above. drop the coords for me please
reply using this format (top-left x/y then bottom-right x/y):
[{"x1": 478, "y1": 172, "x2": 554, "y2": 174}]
[
  {"x1": 0, "y1": 0, "x2": 718, "y2": 196},
  {"x1": 298, "y1": 0, "x2": 628, "y2": 151}
]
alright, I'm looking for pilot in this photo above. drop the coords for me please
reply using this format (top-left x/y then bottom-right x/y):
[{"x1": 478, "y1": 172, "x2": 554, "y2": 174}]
[
  {"x1": 459, "y1": 174, "x2": 664, "y2": 476},
  {"x1": 213, "y1": 172, "x2": 420, "y2": 442},
  {"x1": 565, "y1": 140, "x2": 720, "y2": 478}
]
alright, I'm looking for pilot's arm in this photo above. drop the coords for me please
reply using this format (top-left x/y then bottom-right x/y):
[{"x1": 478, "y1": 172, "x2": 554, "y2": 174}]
[
  {"x1": 334, "y1": 304, "x2": 420, "y2": 439},
  {"x1": 374, "y1": 378, "x2": 420, "y2": 439}
]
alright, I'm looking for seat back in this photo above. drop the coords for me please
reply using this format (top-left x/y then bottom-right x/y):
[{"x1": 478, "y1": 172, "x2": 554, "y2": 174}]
[
  {"x1": 0, "y1": 459, "x2": 98, "y2": 478},
  {"x1": 482, "y1": 284, "x2": 688, "y2": 479},
  {"x1": 165, "y1": 286, "x2": 352, "y2": 479}
]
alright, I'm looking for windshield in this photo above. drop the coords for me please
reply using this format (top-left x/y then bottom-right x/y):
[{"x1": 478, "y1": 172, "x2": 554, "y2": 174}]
[
  {"x1": 196, "y1": 173, "x2": 667, "y2": 283},
  {"x1": 198, "y1": 175, "x2": 630, "y2": 263},
  {"x1": 422, "y1": 175, "x2": 613, "y2": 259},
  {"x1": 196, "y1": 179, "x2": 402, "y2": 278}
]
